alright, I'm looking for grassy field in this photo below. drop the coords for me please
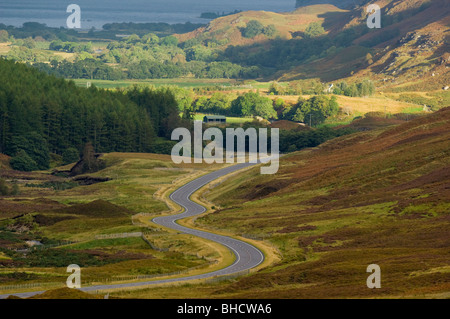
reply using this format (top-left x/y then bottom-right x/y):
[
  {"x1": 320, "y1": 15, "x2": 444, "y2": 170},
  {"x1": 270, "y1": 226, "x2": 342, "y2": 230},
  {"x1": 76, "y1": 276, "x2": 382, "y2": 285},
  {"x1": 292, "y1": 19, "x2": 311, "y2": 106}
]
[
  {"x1": 0, "y1": 152, "x2": 238, "y2": 294},
  {"x1": 2, "y1": 109, "x2": 449, "y2": 298},
  {"x1": 186, "y1": 107, "x2": 450, "y2": 299},
  {"x1": 273, "y1": 93, "x2": 427, "y2": 114},
  {"x1": 101, "y1": 109, "x2": 450, "y2": 299}
]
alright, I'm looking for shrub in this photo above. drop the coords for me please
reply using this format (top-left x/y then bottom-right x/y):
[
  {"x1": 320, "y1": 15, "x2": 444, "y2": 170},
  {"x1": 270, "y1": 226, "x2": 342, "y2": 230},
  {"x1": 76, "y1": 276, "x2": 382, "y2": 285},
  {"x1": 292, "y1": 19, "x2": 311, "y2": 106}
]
[
  {"x1": 0, "y1": 30, "x2": 9, "y2": 43},
  {"x1": 7, "y1": 132, "x2": 50, "y2": 170},
  {"x1": 334, "y1": 80, "x2": 376, "y2": 97},
  {"x1": 0, "y1": 178, "x2": 9, "y2": 195},
  {"x1": 304, "y1": 22, "x2": 325, "y2": 38},
  {"x1": 10, "y1": 183, "x2": 20, "y2": 195},
  {"x1": 25, "y1": 181, "x2": 78, "y2": 191},
  {"x1": 364, "y1": 112, "x2": 386, "y2": 119},
  {"x1": 282, "y1": 95, "x2": 339, "y2": 126},
  {"x1": 242, "y1": 20, "x2": 264, "y2": 38},
  {"x1": 263, "y1": 25, "x2": 277, "y2": 37},
  {"x1": 231, "y1": 92, "x2": 277, "y2": 119},
  {"x1": 0, "y1": 179, "x2": 19, "y2": 195},
  {"x1": 10, "y1": 150, "x2": 38, "y2": 172},
  {"x1": 268, "y1": 82, "x2": 287, "y2": 95}
]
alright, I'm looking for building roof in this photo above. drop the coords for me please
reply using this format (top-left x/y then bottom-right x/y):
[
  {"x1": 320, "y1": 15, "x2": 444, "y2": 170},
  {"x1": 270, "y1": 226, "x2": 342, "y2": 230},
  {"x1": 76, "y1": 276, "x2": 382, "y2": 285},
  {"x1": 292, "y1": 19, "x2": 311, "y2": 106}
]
[{"x1": 203, "y1": 115, "x2": 226, "y2": 120}]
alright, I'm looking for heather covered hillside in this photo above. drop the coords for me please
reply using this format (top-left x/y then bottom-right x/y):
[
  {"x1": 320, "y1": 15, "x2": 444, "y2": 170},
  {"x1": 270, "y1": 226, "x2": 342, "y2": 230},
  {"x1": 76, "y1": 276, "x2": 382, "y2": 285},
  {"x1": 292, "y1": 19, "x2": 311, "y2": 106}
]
[
  {"x1": 0, "y1": 0, "x2": 448, "y2": 301},
  {"x1": 200, "y1": 108, "x2": 450, "y2": 298}
]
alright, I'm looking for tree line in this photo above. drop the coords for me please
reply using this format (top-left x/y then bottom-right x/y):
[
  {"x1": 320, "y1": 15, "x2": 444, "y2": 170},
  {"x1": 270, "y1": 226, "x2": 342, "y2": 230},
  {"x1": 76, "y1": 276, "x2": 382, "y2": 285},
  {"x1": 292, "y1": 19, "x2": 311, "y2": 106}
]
[
  {"x1": 269, "y1": 79, "x2": 376, "y2": 97},
  {"x1": 0, "y1": 58, "x2": 183, "y2": 171},
  {"x1": 0, "y1": 21, "x2": 204, "y2": 42},
  {"x1": 29, "y1": 32, "x2": 263, "y2": 80},
  {"x1": 193, "y1": 91, "x2": 277, "y2": 120},
  {"x1": 280, "y1": 95, "x2": 339, "y2": 126},
  {"x1": 191, "y1": 91, "x2": 340, "y2": 125}
]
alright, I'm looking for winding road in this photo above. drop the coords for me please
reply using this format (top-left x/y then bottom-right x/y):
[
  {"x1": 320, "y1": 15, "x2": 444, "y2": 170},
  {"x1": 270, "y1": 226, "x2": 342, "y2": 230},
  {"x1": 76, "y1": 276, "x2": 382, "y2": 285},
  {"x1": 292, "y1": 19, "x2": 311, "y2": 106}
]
[{"x1": 0, "y1": 162, "x2": 264, "y2": 299}]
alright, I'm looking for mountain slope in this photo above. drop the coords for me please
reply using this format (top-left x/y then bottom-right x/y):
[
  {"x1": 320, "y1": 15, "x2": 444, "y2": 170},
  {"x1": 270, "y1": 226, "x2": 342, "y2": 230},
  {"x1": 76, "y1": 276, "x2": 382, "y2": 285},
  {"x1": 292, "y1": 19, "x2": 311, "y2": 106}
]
[
  {"x1": 280, "y1": 0, "x2": 450, "y2": 87},
  {"x1": 177, "y1": 0, "x2": 449, "y2": 89},
  {"x1": 295, "y1": 0, "x2": 371, "y2": 10},
  {"x1": 177, "y1": 4, "x2": 346, "y2": 45},
  {"x1": 199, "y1": 108, "x2": 450, "y2": 298}
]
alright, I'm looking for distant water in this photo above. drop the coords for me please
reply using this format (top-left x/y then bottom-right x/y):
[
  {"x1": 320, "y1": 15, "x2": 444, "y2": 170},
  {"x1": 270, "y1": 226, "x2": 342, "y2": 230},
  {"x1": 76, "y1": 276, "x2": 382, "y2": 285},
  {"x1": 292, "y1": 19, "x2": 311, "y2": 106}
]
[{"x1": 0, "y1": 0, "x2": 296, "y2": 29}]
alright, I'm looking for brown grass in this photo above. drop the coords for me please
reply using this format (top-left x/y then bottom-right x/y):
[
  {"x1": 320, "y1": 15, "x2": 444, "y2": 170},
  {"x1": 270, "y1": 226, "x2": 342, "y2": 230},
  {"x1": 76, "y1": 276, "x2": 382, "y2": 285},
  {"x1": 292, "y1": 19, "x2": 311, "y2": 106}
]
[
  {"x1": 0, "y1": 43, "x2": 11, "y2": 54},
  {"x1": 196, "y1": 107, "x2": 450, "y2": 298},
  {"x1": 27, "y1": 287, "x2": 102, "y2": 299}
]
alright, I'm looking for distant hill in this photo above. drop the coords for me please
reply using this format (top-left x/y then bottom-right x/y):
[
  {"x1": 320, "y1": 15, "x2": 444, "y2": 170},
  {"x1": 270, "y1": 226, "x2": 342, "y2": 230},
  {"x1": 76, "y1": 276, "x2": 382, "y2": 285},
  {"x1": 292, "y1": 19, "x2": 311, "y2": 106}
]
[
  {"x1": 177, "y1": 0, "x2": 449, "y2": 89},
  {"x1": 295, "y1": 0, "x2": 371, "y2": 9},
  {"x1": 177, "y1": 4, "x2": 346, "y2": 46}
]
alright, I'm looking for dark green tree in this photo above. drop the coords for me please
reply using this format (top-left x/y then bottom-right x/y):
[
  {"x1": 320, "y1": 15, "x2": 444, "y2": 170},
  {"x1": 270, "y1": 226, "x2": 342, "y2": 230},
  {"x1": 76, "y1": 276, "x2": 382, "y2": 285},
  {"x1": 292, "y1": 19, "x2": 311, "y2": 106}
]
[
  {"x1": 283, "y1": 95, "x2": 339, "y2": 126},
  {"x1": 7, "y1": 132, "x2": 50, "y2": 170},
  {"x1": 0, "y1": 178, "x2": 9, "y2": 195},
  {"x1": 230, "y1": 92, "x2": 276, "y2": 119},
  {"x1": 10, "y1": 150, "x2": 38, "y2": 172},
  {"x1": 242, "y1": 20, "x2": 264, "y2": 38},
  {"x1": 263, "y1": 25, "x2": 277, "y2": 37},
  {"x1": 304, "y1": 22, "x2": 325, "y2": 38},
  {"x1": 0, "y1": 30, "x2": 9, "y2": 42},
  {"x1": 62, "y1": 147, "x2": 80, "y2": 165},
  {"x1": 160, "y1": 35, "x2": 179, "y2": 47}
]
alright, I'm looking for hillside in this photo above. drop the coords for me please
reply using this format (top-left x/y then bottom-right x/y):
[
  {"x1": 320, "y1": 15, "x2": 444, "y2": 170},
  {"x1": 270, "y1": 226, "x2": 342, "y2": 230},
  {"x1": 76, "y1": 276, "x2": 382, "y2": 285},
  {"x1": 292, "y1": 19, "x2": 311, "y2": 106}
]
[
  {"x1": 176, "y1": 0, "x2": 449, "y2": 90},
  {"x1": 295, "y1": 0, "x2": 372, "y2": 10},
  {"x1": 177, "y1": 4, "x2": 346, "y2": 45},
  {"x1": 0, "y1": 152, "x2": 224, "y2": 296},
  {"x1": 345, "y1": 0, "x2": 450, "y2": 92},
  {"x1": 197, "y1": 108, "x2": 450, "y2": 298},
  {"x1": 1, "y1": 1, "x2": 447, "y2": 89}
]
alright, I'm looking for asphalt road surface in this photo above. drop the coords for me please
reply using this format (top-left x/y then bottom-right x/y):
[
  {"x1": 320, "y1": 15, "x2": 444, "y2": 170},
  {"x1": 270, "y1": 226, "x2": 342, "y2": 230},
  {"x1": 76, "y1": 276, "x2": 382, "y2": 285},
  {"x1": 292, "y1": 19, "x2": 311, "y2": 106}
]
[{"x1": 0, "y1": 162, "x2": 264, "y2": 299}]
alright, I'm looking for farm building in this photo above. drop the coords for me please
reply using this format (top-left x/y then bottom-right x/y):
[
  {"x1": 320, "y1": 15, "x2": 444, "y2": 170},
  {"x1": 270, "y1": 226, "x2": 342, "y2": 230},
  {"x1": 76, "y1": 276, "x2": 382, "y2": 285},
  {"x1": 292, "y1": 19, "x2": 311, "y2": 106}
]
[{"x1": 203, "y1": 115, "x2": 226, "y2": 124}]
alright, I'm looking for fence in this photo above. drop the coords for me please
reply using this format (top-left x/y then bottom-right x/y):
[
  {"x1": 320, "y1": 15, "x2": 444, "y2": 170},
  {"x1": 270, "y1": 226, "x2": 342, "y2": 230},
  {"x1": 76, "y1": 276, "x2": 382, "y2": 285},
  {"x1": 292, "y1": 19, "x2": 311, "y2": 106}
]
[
  {"x1": 11, "y1": 240, "x2": 79, "y2": 253},
  {"x1": 106, "y1": 261, "x2": 216, "y2": 283},
  {"x1": 133, "y1": 213, "x2": 153, "y2": 218},
  {"x1": 131, "y1": 217, "x2": 145, "y2": 227},
  {"x1": 95, "y1": 232, "x2": 143, "y2": 240},
  {"x1": 131, "y1": 213, "x2": 159, "y2": 227},
  {"x1": 0, "y1": 260, "x2": 217, "y2": 292},
  {"x1": 141, "y1": 235, "x2": 169, "y2": 252},
  {"x1": 0, "y1": 282, "x2": 65, "y2": 292}
]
